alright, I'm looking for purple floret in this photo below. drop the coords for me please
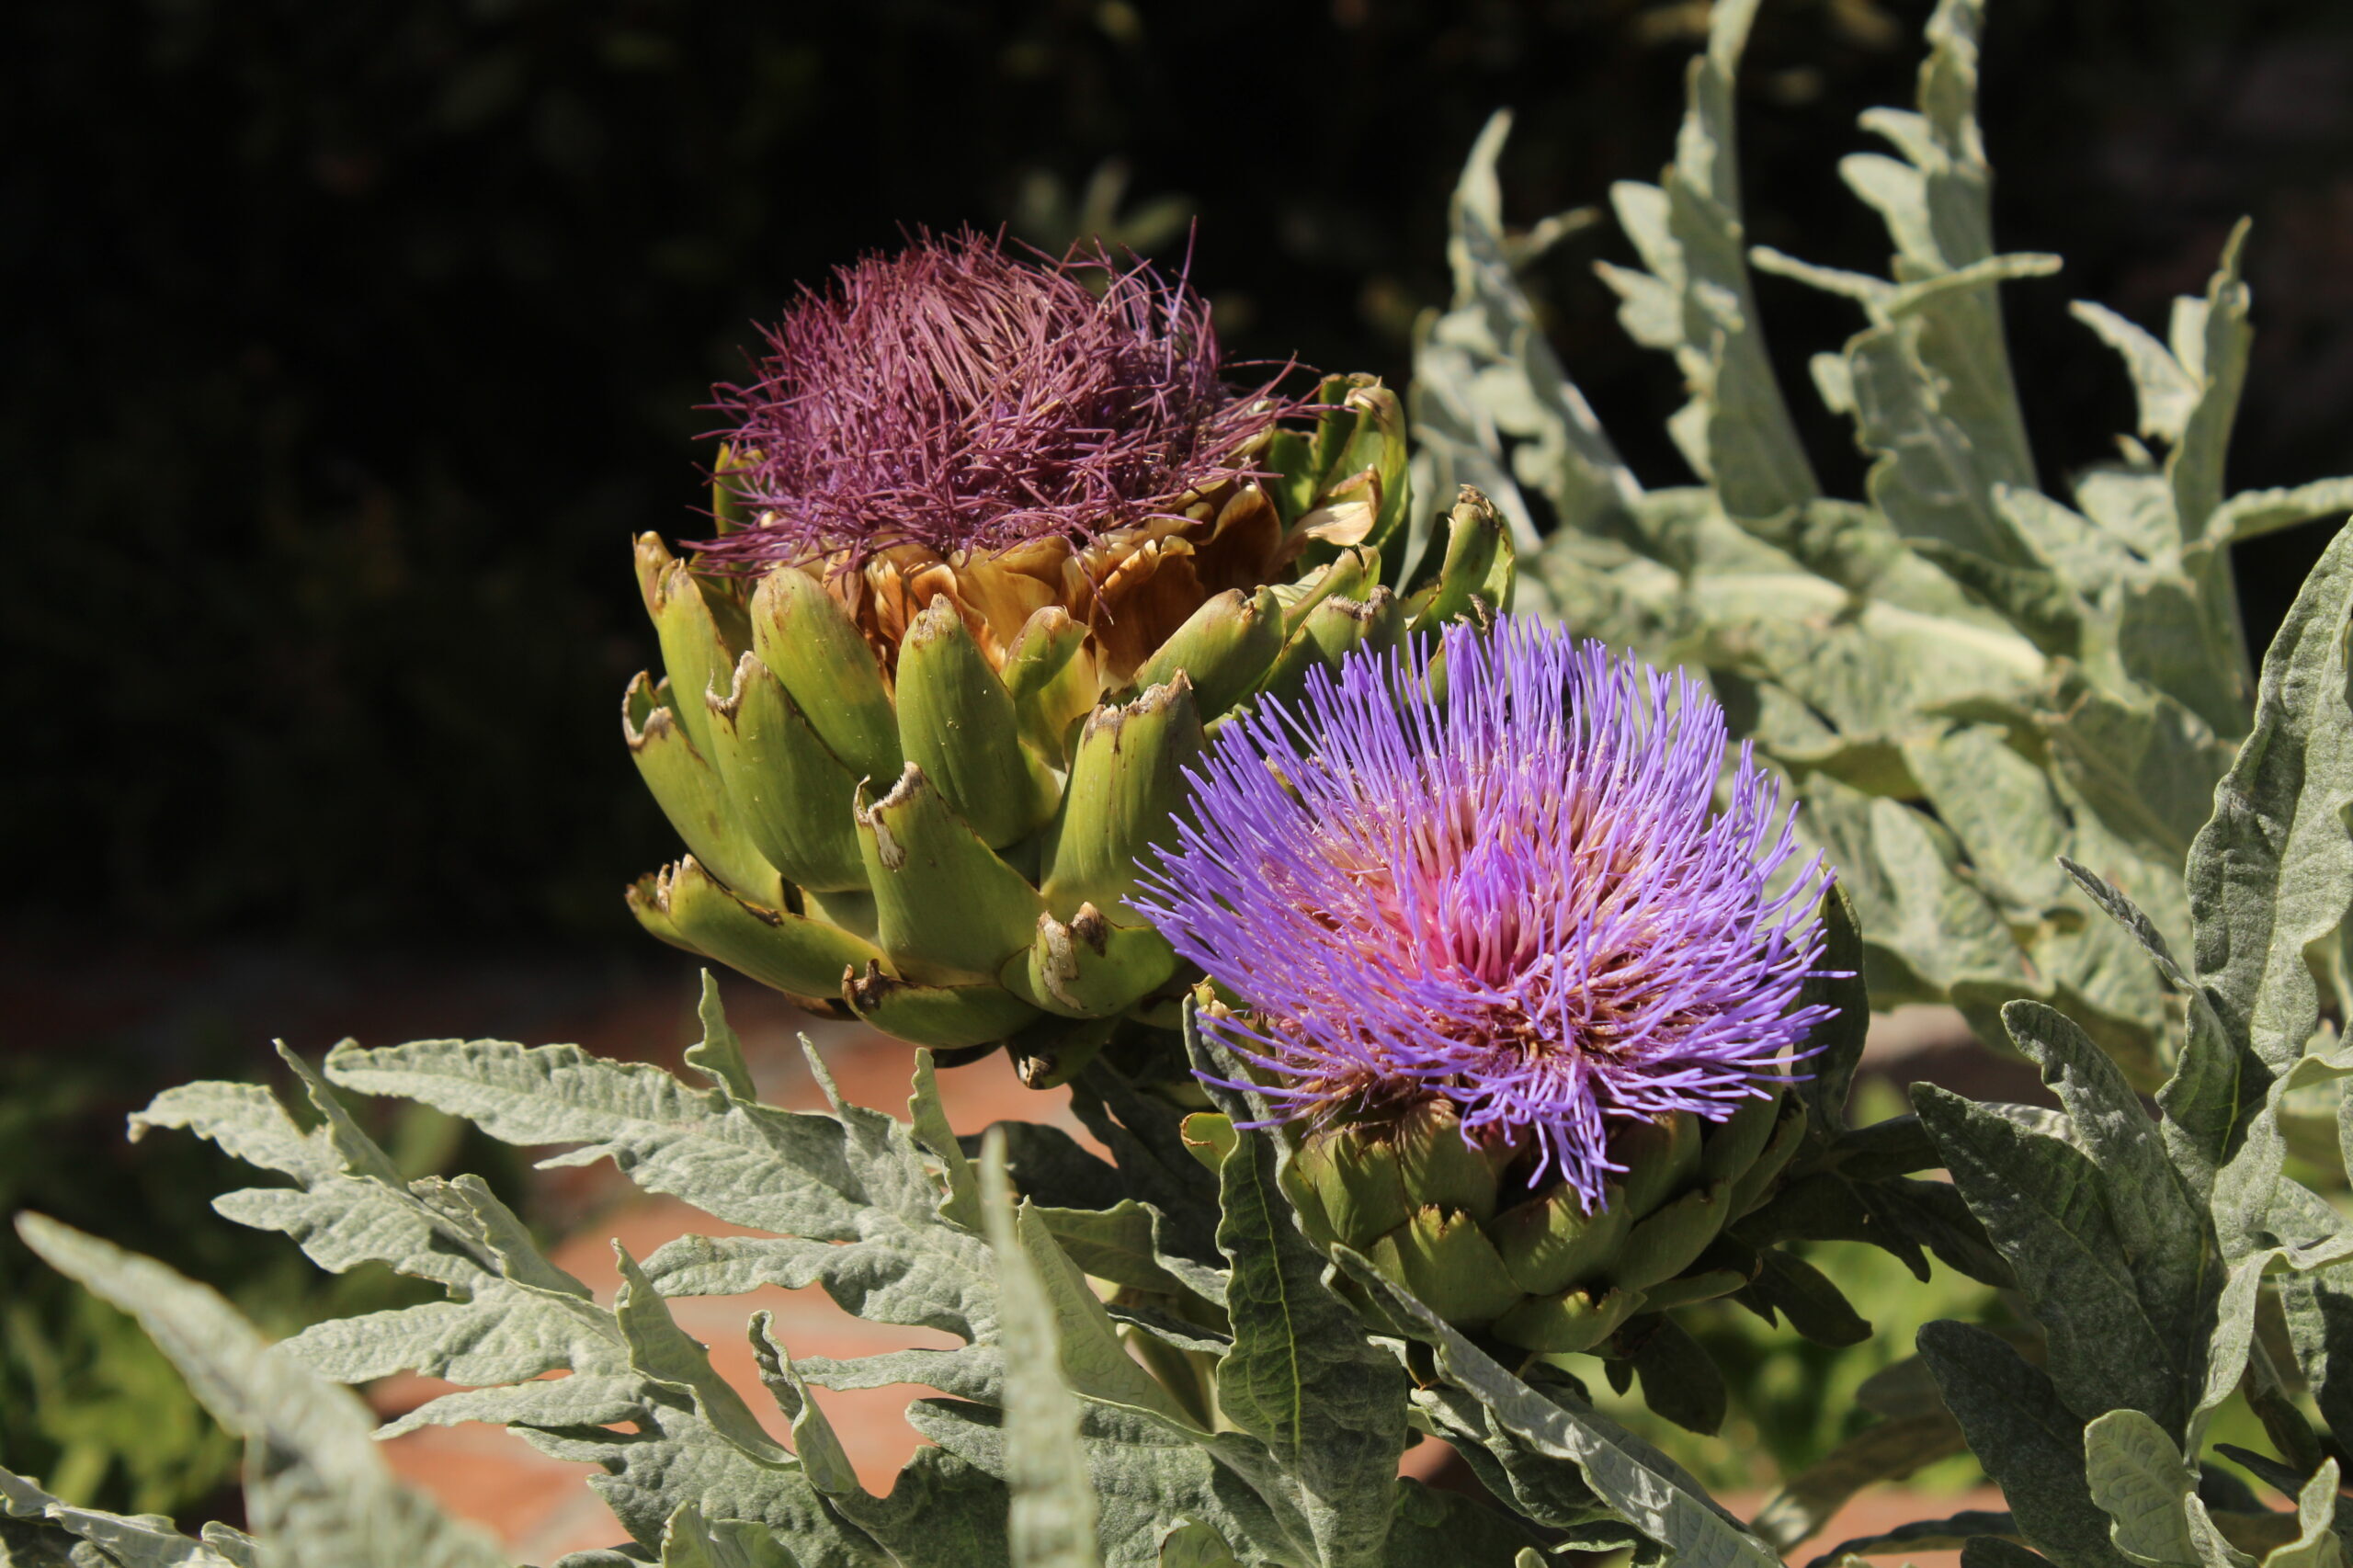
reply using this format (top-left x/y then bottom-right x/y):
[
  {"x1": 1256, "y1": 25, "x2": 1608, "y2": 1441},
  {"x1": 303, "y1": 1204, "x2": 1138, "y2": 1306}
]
[
  {"x1": 1132, "y1": 619, "x2": 1836, "y2": 1211},
  {"x1": 692, "y1": 230, "x2": 1311, "y2": 569}
]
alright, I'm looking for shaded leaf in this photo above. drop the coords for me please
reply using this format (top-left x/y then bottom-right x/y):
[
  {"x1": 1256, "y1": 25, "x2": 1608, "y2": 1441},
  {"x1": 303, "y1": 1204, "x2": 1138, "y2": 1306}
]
[
  {"x1": 1333, "y1": 1249, "x2": 1779, "y2": 1568},
  {"x1": 14, "y1": 1217, "x2": 506, "y2": 1568},
  {"x1": 1811, "y1": 1511, "x2": 2024, "y2": 1565},
  {"x1": 1753, "y1": 1413, "x2": 1969, "y2": 1551},
  {"x1": 1915, "y1": 1320, "x2": 2129, "y2": 1568},
  {"x1": 982, "y1": 1131, "x2": 1103, "y2": 1568},
  {"x1": 1620, "y1": 1315, "x2": 1729, "y2": 1436},
  {"x1": 1915, "y1": 1088, "x2": 2181, "y2": 1429}
]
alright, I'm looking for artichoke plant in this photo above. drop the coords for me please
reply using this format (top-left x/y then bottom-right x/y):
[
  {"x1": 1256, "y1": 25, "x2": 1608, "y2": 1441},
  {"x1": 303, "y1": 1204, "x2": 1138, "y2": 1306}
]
[
  {"x1": 1413, "y1": 0, "x2": 2353, "y2": 1089},
  {"x1": 1141, "y1": 619, "x2": 1868, "y2": 1403},
  {"x1": 623, "y1": 232, "x2": 1515, "y2": 1076}
]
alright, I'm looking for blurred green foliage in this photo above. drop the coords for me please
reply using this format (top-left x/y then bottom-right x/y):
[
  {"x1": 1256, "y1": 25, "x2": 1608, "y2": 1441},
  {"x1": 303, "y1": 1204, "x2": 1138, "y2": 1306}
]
[
  {"x1": 4, "y1": 0, "x2": 2349, "y2": 952},
  {"x1": 0, "y1": 1053, "x2": 527, "y2": 1525}
]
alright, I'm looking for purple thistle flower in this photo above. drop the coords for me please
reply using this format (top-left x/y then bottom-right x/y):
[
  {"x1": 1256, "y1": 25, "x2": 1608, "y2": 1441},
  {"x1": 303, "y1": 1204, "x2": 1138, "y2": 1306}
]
[
  {"x1": 1132, "y1": 619, "x2": 1836, "y2": 1212},
  {"x1": 691, "y1": 230, "x2": 1312, "y2": 569}
]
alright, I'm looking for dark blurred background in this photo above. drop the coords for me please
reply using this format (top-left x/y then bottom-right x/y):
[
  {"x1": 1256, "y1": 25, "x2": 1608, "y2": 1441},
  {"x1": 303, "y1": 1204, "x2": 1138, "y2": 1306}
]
[
  {"x1": 7, "y1": 0, "x2": 2353, "y2": 965},
  {"x1": 6, "y1": 0, "x2": 2353, "y2": 1523}
]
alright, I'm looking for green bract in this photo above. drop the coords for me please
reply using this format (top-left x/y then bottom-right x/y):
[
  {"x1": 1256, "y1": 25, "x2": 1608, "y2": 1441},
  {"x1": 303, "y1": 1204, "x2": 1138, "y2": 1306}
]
[
  {"x1": 624, "y1": 389, "x2": 1517, "y2": 1076},
  {"x1": 1200, "y1": 1093, "x2": 1808, "y2": 1362}
]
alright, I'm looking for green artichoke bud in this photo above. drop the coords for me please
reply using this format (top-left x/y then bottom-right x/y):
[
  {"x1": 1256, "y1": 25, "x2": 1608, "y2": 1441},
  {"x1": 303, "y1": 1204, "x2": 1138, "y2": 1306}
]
[
  {"x1": 624, "y1": 249, "x2": 1522, "y2": 1071},
  {"x1": 1267, "y1": 1095, "x2": 1804, "y2": 1357}
]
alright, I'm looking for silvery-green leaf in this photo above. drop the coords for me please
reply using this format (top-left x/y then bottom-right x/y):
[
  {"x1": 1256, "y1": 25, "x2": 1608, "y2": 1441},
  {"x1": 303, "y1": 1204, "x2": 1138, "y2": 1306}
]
[
  {"x1": 1411, "y1": 1385, "x2": 1610, "y2": 1537},
  {"x1": 1832, "y1": 2, "x2": 2045, "y2": 556},
  {"x1": 1913, "y1": 1086, "x2": 2181, "y2": 1429},
  {"x1": 911, "y1": 1051, "x2": 983, "y2": 1232},
  {"x1": 2000, "y1": 1001, "x2": 2216, "y2": 1377},
  {"x1": 1599, "y1": 0, "x2": 1816, "y2": 519},
  {"x1": 2118, "y1": 571, "x2": 2251, "y2": 741},
  {"x1": 2043, "y1": 683, "x2": 2235, "y2": 869},
  {"x1": 826, "y1": 1448, "x2": 1012, "y2": 1568},
  {"x1": 2082, "y1": 1410, "x2": 2200, "y2": 1568},
  {"x1": 1904, "y1": 724, "x2": 2074, "y2": 913},
  {"x1": 982, "y1": 1131, "x2": 1103, "y2": 1568},
  {"x1": 1706, "y1": 585, "x2": 2042, "y2": 750},
  {"x1": 909, "y1": 1400, "x2": 1307, "y2": 1568},
  {"x1": 1032, "y1": 1202, "x2": 1225, "y2": 1307},
  {"x1": 2279, "y1": 1266, "x2": 2353, "y2": 1456},
  {"x1": 1010, "y1": 1193, "x2": 1199, "y2": 1425},
  {"x1": 2054, "y1": 758, "x2": 2200, "y2": 948},
  {"x1": 681, "y1": 971, "x2": 758, "y2": 1101},
  {"x1": 749, "y1": 1350, "x2": 1011, "y2": 1568},
  {"x1": 334, "y1": 1029, "x2": 1006, "y2": 1352},
  {"x1": 2075, "y1": 468, "x2": 2179, "y2": 565},
  {"x1": 655, "y1": 1502, "x2": 798, "y2": 1568},
  {"x1": 1915, "y1": 1321, "x2": 2130, "y2": 1568},
  {"x1": 1212, "y1": 1128, "x2": 1405, "y2": 1568},
  {"x1": 2057, "y1": 857, "x2": 2247, "y2": 1214},
  {"x1": 641, "y1": 1227, "x2": 995, "y2": 1346},
  {"x1": 0, "y1": 1464, "x2": 238, "y2": 1568},
  {"x1": 1802, "y1": 784, "x2": 2037, "y2": 1018},
  {"x1": 1911, "y1": 538, "x2": 2087, "y2": 657},
  {"x1": 2033, "y1": 927, "x2": 2174, "y2": 1097},
  {"x1": 2185, "y1": 517, "x2": 2353, "y2": 1080},
  {"x1": 517, "y1": 1394, "x2": 865, "y2": 1567},
  {"x1": 131, "y1": 1074, "x2": 627, "y2": 1392},
  {"x1": 324, "y1": 1037, "x2": 881, "y2": 1237},
  {"x1": 1748, "y1": 245, "x2": 1891, "y2": 310},
  {"x1": 13, "y1": 1217, "x2": 506, "y2": 1568},
  {"x1": 2167, "y1": 222, "x2": 2255, "y2": 545},
  {"x1": 1842, "y1": 312, "x2": 2040, "y2": 568},
  {"x1": 742, "y1": 1312, "x2": 860, "y2": 1499},
  {"x1": 2192, "y1": 1254, "x2": 2285, "y2": 1454},
  {"x1": 1415, "y1": 110, "x2": 1639, "y2": 544},
  {"x1": 1155, "y1": 1521, "x2": 1241, "y2": 1568},
  {"x1": 2261, "y1": 1461, "x2": 2346, "y2": 1568},
  {"x1": 0, "y1": 1515, "x2": 89, "y2": 1568},
  {"x1": 126, "y1": 1080, "x2": 340, "y2": 1187},
  {"x1": 380, "y1": 1372, "x2": 646, "y2": 1439},
  {"x1": 2069, "y1": 303, "x2": 2198, "y2": 446},
  {"x1": 615, "y1": 1248, "x2": 788, "y2": 1460},
  {"x1": 2209, "y1": 480, "x2": 2353, "y2": 548},
  {"x1": 1333, "y1": 1249, "x2": 1778, "y2": 1568},
  {"x1": 791, "y1": 1346, "x2": 1003, "y2": 1404},
  {"x1": 1992, "y1": 485, "x2": 2142, "y2": 605},
  {"x1": 494, "y1": 1245, "x2": 886, "y2": 1568}
]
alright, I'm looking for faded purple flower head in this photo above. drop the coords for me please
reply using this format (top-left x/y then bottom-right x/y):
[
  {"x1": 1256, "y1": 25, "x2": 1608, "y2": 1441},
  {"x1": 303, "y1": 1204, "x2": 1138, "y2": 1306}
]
[
  {"x1": 692, "y1": 230, "x2": 1307, "y2": 569},
  {"x1": 1133, "y1": 619, "x2": 1836, "y2": 1210}
]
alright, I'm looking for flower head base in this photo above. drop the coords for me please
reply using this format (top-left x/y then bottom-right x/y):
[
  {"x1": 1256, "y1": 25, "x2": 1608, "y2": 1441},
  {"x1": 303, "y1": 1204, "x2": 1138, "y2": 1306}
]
[
  {"x1": 1136, "y1": 619, "x2": 1835, "y2": 1212},
  {"x1": 696, "y1": 230, "x2": 1305, "y2": 569}
]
